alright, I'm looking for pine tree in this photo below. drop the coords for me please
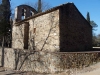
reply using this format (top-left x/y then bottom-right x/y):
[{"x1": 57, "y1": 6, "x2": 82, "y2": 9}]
[
  {"x1": 86, "y1": 12, "x2": 98, "y2": 30},
  {"x1": 38, "y1": 0, "x2": 42, "y2": 12},
  {"x1": 0, "y1": 0, "x2": 11, "y2": 35},
  {"x1": 0, "y1": 0, "x2": 11, "y2": 66},
  {"x1": 86, "y1": 12, "x2": 90, "y2": 24}
]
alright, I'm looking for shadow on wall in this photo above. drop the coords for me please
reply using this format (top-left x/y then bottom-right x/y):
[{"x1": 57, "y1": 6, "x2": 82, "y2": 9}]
[{"x1": 59, "y1": 4, "x2": 92, "y2": 52}]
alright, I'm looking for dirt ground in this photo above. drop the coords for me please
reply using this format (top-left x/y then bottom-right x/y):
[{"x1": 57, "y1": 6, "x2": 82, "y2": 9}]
[
  {"x1": 0, "y1": 62, "x2": 100, "y2": 75},
  {"x1": 0, "y1": 67, "x2": 69, "y2": 75}
]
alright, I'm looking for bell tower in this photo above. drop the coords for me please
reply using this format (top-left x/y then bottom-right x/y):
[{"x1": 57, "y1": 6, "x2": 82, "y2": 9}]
[{"x1": 14, "y1": 5, "x2": 38, "y2": 22}]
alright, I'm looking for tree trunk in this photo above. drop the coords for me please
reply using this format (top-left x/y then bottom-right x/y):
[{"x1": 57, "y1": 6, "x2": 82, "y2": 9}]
[{"x1": 1, "y1": 36, "x2": 5, "y2": 67}]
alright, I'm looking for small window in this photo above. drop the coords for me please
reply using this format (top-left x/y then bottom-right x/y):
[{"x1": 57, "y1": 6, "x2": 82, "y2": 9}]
[{"x1": 33, "y1": 28, "x2": 36, "y2": 33}]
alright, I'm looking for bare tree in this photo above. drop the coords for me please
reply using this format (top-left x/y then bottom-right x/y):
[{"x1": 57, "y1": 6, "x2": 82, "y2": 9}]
[{"x1": 25, "y1": 0, "x2": 51, "y2": 12}]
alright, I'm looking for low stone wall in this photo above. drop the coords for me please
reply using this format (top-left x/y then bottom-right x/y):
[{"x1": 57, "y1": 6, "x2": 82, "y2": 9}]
[
  {"x1": 58, "y1": 52, "x2": 100, "y2": 69},
  {"x1": 4, "y1": 48, "x2": 15, "y2": 69},
  {"x1": 13, "y1": 49, "x2": 60, "y2": 73},
  {"x1": 2, "y1": 48, "x2": 100, "y2": 73}
]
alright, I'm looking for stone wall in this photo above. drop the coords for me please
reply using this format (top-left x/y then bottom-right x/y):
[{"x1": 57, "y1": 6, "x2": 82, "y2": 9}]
[
  {"x1": 59, "y1": 52, "x2": 100, "y2": 69},
  {"x1": 12, "y1": 9, "x2": 60, "y2": 52},
  {"x1": 3, "y1": 49, "x2": 61, "y2": 73},
  {"x1": 2, "y1": 48, "x2": 100, "y2": 73},
  {"x1": 59, "y1": 3, "x2": 92, "y2": 52},
  {"x1": 29, "y1": 9, "x2": 60, "y2": 52},
  {"x1": 12, "y1": 24, "x2": 24, "y2": 49},
  {"x1": 14, "y1": 50, "x2": 60, "y2": 73},
  {"x1": 4, "y1": 48, "x2": 15, "y2": 69}
]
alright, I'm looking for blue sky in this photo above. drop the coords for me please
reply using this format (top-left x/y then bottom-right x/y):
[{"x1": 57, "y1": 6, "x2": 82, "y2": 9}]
[{"x1": 11, "y1": 0, "x2": 100, "y2": 35}]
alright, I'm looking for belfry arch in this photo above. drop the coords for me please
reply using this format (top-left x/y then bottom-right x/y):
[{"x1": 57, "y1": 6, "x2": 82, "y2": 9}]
[{"x1": 14, "y1": 5, "x2": 38, "y2": 22}]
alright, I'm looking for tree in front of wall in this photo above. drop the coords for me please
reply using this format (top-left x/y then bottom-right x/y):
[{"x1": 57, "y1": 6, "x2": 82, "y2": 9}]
[
  {"x1": 86, "y1": 12, "x2": 98, "y2": 47},
  {"x1": 0, "y1": 0, "x2": 11, "y2": 66}
]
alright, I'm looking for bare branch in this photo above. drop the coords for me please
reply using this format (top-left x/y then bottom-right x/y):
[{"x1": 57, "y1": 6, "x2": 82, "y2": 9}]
[{"x1": 25, "y1": 0, "x2": 51, "y2": 12}]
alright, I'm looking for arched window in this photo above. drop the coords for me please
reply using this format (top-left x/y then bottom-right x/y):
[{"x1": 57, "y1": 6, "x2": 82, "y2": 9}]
[{"x1": 14, "y1": 5, "x2": 38, "y2": 22}]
